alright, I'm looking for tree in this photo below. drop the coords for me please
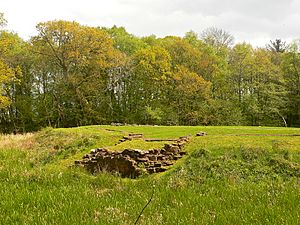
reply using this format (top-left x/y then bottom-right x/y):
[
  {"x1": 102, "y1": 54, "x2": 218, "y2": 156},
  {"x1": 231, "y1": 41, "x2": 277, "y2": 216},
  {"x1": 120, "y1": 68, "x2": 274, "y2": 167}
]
[
  {"x1": 0, "y1": 13, "x2": 34, "y2": 132},
  {"x1": 266, "y1": 39, "x2": 287, "y2": 53},
  {"x1": 229, "y1": 43, "x2": 254, "y2": 106},
  {"x1": 102, "y1": 25, "x2": 147, "y2": 55},
  {"x1": 162, "y1": 35, "x2": 236, "y2": 124},
  {"x1": 0, "y1": 30, "x2": 36, "y2": 132},
  {"x1": 0, "y1": 16, "x2": 296, "y2": 130},
  {"x1": 141, "y1": 35, "x2": 159, "y2": 47},
  {"x1": 126, "y1": 46, "x2": 172, "y2": 123},
  {"x1": 168, "y1": 66, "x2": 212, "y2": 125},
  {"x1": 184, "y1": 30, "x2": 199, "y2": 47},
  {"x1": 31, "y1": 20, "x2": 124, "y2": 127},
  {"x1": 250, "y1": 49, "x2": 286, "y2": 126},
  {"x1": 161, "y1": 36, "x2": 222, "y2": 84},
  {"x1": 0, "y1": 13, "x2": 7, "y2": 28},
  {"x1": 229, "y1": 44, "x2": 286, "y2": 126},
  {"x1": 281, "y1": 42, "x2": 300, "y2": 127},
  {"x1": 0, "y1": 14, "x2": 21, "y2": 110},
  {"x1": 0, "y1": 60, "x2": 15, "y2": 108},
  {"x1": 0, "y1": 13, "x2": 13, "y2": 109},
  {"x1": 160, "y1": 36, "x2": 202, "y2": 72},
  {"x1": 265, "y1": 39, "x2": 287, "y2": 66},
  {"x1": 201, "y1": 27, "x2": 234, "y2": 50}
]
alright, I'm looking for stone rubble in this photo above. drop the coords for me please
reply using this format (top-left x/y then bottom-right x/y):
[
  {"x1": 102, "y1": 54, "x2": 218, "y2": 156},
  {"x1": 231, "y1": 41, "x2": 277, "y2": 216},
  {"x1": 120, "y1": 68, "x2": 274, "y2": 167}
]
[
  {"x1": 117, "y1": 133, "x2": 144, "y2": 144},
  {"x1": 196, "y1": 132, "x2": 207, "y2": 136},
  {"x1": 75, "y1": 136, "x2": 191, "y2": 178}
]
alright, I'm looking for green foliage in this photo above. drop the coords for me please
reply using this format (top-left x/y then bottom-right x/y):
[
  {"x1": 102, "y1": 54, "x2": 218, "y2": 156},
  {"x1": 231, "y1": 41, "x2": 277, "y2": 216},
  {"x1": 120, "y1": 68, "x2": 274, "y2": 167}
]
[
  {"x1": 0, "y1": 31, "x2": 24, "y2": 112},
  {"x1": 29, "y1": 20, "x2": 126, "y2": 128},
  {"x1": 281, "y1": 42, "x2": 300, "y2": 127},
  {"x1": 124, "y1": 46, "x2": 172, "y2": 123},
  {"x1": 0, "y1": 60, "x2": 14, "y2": 108},
  {"x1": 0, "y1": 12, "x2": 7, "y2": 28},
  {"x1": 0, "y1": 17, "x2": 299, "y2": 132},
  {"x1": 168, "y1": 66, "x2": 212, "y2": 125},
  {"x1": 228, "y1": 44, "x2": 288, "y2": 126},
  {"x1": 145, "y1": 106, "x2": 164, "y2": 124},
  {"x1": 103, "y1": 25, "x2": 148, "y2": 55},
  {"x1": 209, "y1": 100, "x2": 244, "y2": 125}
]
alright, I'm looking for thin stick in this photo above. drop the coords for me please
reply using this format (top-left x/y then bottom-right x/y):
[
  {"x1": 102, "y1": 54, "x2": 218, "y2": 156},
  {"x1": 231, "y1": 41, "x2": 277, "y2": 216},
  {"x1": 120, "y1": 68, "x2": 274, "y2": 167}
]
[{"x1": 134, "y1": 190, "x2": 154, "y2": 225}]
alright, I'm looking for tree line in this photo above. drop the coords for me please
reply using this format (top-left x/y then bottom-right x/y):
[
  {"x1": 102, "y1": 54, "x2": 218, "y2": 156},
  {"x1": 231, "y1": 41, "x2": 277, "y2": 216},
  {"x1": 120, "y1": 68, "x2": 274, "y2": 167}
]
[{"x1": 0, "y1": 15, "x2": 299, "y2": 133}]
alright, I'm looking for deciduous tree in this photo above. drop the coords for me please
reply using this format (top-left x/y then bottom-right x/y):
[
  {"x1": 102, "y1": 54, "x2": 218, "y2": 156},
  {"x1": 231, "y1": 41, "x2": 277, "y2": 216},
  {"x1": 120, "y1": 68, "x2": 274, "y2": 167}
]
[
  {"x1": 31, "y1": 20, "x2": 124, "y2": 127},
  {"x1": 201, "y1": 27, "x2": 234, "y2": 50},
  {"x1": 281, "y1": 42, "x2": 300, "y2": 127}
]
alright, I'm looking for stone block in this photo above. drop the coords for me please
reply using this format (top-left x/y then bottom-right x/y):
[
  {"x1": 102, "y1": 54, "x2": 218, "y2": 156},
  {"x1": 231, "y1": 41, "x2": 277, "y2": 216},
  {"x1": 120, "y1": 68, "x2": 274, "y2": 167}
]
[
  {"x1": 196, "y1": 132, "x2": 207, "y2": 136},
  {"x1": 75, "y1": 133, "x2": 192, "y2": 178}
]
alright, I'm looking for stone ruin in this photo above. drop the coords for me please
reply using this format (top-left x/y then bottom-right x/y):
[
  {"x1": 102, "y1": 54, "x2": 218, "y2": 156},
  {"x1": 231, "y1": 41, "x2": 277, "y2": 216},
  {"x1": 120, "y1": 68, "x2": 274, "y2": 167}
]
[{"x1": 75, "y1": 135, "x2": 192, "y2": 178}]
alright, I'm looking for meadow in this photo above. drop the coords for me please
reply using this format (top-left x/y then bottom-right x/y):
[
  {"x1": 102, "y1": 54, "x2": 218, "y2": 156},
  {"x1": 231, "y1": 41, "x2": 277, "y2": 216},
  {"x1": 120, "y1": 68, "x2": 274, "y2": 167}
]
[{"x1": 0, "y1": 125, "x2": 299, "y2": 224}]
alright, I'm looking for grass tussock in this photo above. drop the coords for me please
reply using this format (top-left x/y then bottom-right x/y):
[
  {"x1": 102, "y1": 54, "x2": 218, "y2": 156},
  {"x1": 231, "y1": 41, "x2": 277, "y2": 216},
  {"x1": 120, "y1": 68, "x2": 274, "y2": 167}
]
[{"x1": 0, "y1": 133, "x2": 35, "y2": 150}]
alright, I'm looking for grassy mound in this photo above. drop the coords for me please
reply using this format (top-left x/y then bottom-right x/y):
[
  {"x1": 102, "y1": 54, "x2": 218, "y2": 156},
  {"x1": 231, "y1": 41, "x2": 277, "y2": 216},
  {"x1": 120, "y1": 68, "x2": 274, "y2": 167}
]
[{"x1": 0, "y1": 125, "x2": 299, "y2": 224}]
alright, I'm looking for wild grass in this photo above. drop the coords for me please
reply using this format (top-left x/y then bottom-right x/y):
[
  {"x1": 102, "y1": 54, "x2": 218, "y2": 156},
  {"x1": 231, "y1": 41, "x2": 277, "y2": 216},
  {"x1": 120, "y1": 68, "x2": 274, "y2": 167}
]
[
  {"x1": 0, "y1": 133, "x2": 35, "y2": 150},
  {"x1": 0, "y1": 125, "x2": 299, "y2": 224}
]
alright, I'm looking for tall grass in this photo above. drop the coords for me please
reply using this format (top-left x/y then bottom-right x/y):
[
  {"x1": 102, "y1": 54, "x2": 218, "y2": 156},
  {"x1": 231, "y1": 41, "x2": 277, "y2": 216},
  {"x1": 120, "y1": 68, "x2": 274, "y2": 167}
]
[
  {"x1": 0, "y1": 125, "x2": 299, "y2": 224},
  {"x1": 0, "y1": 133, "x2": 34, "y2": 150}
]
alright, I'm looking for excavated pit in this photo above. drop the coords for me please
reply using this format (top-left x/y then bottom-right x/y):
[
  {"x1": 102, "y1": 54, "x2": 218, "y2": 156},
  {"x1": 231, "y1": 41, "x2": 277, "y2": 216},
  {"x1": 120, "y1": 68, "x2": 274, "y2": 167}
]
[{"x1": 75, "y1": 135, "x2": 192, "y2": 178}]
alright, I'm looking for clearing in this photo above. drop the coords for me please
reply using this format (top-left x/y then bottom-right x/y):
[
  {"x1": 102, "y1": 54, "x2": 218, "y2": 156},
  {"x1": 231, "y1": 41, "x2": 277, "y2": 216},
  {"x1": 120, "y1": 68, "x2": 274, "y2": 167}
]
[{"x1": 0, "y1": 125, "x2": 299, "y2": 224}]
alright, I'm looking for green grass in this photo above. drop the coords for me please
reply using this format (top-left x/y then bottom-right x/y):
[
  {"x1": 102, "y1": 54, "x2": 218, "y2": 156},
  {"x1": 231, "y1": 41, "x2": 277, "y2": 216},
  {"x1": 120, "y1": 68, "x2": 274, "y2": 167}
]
[
  {"x1": 109, "y1": 140, "x2": 171, "y2": 151},
  {"x1": 0, "y1": 125, "x2": 299, "y2": 224}
]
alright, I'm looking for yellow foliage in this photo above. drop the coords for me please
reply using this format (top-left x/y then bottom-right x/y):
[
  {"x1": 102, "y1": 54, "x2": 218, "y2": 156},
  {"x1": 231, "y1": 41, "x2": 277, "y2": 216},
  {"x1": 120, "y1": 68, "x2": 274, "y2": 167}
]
[
  {"x1": 32, "y1": 20, "x2": 120, "y2": 73},
  {"x1": 172, "y1": 66, "x2": 212, "y2": 99},
  {"x1": 0, "y1": 60, "x2": 15, "y2": 108}
]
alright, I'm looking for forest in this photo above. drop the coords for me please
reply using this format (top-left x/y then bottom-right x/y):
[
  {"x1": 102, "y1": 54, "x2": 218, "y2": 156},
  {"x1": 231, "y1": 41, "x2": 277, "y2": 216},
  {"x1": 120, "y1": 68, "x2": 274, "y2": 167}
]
[{"x1": 0, "y1": 13, "x2": 299, "y2": 133}]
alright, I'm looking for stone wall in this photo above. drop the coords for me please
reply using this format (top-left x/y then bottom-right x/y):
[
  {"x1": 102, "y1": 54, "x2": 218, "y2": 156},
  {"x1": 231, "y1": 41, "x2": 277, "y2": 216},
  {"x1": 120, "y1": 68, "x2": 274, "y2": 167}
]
[{"x1": 75, "y1": 136, "x2": 191, "y2": 178}]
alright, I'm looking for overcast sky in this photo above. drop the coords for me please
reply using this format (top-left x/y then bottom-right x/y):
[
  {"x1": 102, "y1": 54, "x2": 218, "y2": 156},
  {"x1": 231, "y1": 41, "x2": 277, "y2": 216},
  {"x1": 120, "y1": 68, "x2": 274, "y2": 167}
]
[{"x1": 1, "y1": 0, "x2": 300, "y2": 46}]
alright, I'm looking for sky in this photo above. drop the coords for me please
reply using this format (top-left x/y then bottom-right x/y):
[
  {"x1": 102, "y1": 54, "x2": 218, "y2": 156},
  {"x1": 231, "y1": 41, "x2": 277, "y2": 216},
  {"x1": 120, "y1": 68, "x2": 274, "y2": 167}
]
[{"x1": 1, "y1": 0, "x2": 300, "y2": 47}]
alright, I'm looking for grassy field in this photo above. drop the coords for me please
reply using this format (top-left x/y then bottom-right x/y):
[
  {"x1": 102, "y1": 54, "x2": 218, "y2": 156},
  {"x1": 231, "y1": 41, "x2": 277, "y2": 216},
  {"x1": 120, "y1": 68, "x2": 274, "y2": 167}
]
[{"x1": 0, "y1": 125, "x2": 299, "y2": 224}]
